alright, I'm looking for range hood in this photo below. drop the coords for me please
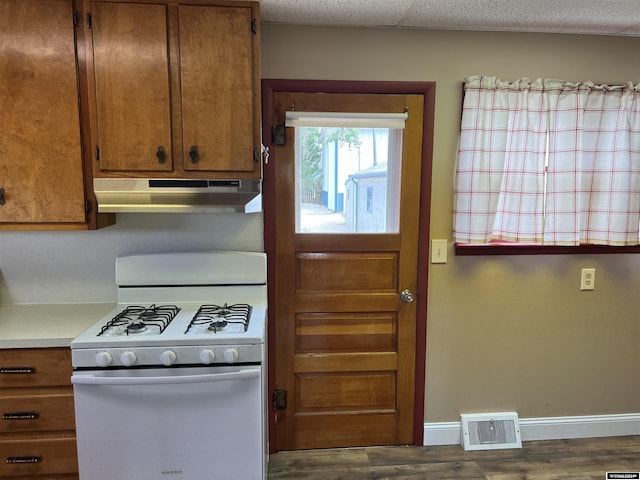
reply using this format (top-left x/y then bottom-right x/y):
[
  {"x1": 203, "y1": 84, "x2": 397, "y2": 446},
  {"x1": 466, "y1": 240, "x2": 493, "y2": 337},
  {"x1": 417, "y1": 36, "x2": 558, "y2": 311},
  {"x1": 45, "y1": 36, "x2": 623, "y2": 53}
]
[{"x1": 93, "y1": 178, "x2": 262, "y2": 213}]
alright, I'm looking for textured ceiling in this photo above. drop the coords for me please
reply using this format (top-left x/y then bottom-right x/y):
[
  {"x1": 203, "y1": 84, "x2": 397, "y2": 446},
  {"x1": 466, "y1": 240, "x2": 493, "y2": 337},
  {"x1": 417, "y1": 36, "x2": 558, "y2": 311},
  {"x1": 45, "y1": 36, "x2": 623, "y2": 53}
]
[{"x1": 260, "y1": 0, "x2": 640, "y2": 37}]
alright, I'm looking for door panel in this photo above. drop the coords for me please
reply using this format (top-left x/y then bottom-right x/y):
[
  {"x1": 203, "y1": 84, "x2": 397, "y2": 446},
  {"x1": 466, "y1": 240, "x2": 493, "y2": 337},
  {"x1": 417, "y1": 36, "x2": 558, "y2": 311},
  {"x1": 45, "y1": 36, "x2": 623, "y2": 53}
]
[
  {"x1": 272, "y1": 91, "x2": 424, "y2": 450},
  {"x1": 297, "y1": 253, "x2": 398, "y2": 291},
  {"x1": 294, "y1": 413, "x2": 397, "y2": 450},
  {"x1": 297, "y1": 373, "x2": 396, "y2": 410},
  {"x1": 296, "y1": 313, "x2": 397, "y2": 352}
]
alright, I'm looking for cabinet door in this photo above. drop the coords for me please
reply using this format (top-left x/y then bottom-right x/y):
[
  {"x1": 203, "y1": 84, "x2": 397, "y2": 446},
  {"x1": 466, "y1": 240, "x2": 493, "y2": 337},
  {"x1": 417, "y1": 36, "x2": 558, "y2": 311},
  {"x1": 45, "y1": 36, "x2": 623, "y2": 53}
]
[
  {"x1": 180, "y1": 5, "x2": 259, "y2": 174},
  {"x1": 0, "y1": 0, "x2": 86, "y2": 224},
  {"x1": 91, "y1": 2, "x2": 172, "y2": 172}
]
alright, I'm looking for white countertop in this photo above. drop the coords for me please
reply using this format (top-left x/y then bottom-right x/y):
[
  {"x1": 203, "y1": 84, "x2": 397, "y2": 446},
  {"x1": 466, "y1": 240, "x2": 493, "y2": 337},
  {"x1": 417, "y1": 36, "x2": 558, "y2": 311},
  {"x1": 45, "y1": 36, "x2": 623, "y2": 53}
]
[{"x1": 0, "y1": 303, "x2": 116, "y2": 349}]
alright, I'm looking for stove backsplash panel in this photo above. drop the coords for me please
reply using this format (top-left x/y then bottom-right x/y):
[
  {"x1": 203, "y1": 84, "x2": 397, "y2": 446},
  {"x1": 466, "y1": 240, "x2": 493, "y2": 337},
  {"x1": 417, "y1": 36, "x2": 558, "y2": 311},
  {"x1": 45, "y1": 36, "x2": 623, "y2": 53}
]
[{"x1": 0, "y1": 213, "x2": 263, "y2": 305}]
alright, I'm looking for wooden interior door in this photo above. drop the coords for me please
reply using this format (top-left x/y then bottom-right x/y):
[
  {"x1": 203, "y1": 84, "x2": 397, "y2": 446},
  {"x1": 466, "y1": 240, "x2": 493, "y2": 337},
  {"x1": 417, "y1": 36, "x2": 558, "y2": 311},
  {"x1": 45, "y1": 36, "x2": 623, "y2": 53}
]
[{"x1": 270, "y1": 91, "x2": 425, "y2": 450}]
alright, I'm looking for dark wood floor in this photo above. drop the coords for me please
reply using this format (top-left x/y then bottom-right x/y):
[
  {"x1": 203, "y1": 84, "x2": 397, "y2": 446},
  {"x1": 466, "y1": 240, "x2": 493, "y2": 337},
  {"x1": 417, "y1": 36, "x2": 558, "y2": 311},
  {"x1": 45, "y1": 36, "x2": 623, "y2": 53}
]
[{"x1": 268, "y1": 435, "x2": 640, "y2": 479}]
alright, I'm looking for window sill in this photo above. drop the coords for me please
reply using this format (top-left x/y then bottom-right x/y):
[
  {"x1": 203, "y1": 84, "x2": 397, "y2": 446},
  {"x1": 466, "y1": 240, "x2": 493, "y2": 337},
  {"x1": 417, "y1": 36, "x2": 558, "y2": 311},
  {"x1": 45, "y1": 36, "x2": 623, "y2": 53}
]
[{"x1": 454, "y1": 244, "x2": 640, "y2": 255}]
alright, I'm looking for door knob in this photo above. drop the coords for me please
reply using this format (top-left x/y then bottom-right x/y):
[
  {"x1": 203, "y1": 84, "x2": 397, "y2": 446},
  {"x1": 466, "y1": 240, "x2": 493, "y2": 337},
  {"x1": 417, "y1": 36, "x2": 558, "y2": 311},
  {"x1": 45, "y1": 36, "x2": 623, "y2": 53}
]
[{"x1": 400, "y1": 289, "x2": 414, "y2": 303}]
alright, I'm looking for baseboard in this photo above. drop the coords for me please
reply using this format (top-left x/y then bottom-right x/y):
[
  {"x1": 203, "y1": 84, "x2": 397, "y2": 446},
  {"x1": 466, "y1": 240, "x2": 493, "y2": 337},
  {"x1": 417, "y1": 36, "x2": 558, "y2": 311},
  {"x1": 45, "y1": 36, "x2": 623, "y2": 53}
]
[{"x1": 423, "y1": 413, "x2": 640, "y2": 446}]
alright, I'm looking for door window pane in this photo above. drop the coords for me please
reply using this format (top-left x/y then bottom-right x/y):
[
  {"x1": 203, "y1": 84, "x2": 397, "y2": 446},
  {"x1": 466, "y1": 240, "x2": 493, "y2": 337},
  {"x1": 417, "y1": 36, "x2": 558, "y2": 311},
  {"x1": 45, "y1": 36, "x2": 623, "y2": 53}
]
[{"x1": 295, "y1": 126, "x2": 403, "y2": 233}]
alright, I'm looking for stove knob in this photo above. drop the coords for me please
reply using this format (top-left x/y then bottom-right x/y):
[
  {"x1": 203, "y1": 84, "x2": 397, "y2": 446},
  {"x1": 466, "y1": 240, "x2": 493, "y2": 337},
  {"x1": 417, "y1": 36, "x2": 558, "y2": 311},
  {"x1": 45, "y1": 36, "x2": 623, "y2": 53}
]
[
  {"x1": 199, "y1": 349, "x2": 216, "y2": 365},
  {"x1": 160, "y1": 350, "x2": 177, "y2": 366},
  {"x1": 224, "y1": 348, "x2": 239, "y2": 363},
  {"x1": 95, "y1": 351, "x2": 113, "y2": 367},
  {"x1": 120, "y1": 351, "x2": 137, "y2": 367}
]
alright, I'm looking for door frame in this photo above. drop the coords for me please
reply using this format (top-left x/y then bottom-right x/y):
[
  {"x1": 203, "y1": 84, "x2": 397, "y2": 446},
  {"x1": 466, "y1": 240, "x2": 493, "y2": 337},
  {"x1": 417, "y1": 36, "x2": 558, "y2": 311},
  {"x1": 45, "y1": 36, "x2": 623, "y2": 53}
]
[{"x1": 261, "y1": 79, "x2": 435, "y2": 450}]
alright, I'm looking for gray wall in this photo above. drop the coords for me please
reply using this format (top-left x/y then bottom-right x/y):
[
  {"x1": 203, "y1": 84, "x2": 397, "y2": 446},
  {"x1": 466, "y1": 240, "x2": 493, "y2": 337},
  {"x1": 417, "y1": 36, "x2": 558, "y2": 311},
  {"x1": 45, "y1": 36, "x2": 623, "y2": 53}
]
[{"x1": 261, "y1": 24, "x2": 640, "y2": 423}]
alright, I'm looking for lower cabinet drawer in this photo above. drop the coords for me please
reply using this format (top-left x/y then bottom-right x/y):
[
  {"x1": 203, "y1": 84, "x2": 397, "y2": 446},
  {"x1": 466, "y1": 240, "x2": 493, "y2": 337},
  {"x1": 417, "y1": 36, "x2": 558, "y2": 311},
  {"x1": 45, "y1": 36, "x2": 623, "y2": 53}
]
[
  {"x1": 0, "y1": 436, "x2": 78, "y2": 477},
  {"x1": 0, "y1": 348, "x2": 72, "y2": 388},
  {"x1": 0, "y1": 391, "x2": 75, "y2": 433}
]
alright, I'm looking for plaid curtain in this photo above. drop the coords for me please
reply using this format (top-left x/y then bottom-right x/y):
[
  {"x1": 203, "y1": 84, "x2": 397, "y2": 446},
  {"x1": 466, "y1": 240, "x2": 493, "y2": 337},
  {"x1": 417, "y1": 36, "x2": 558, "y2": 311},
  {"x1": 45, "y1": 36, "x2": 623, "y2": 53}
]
[{"x1": 454, "y1": 75, "x2": 640, "y2": 246}]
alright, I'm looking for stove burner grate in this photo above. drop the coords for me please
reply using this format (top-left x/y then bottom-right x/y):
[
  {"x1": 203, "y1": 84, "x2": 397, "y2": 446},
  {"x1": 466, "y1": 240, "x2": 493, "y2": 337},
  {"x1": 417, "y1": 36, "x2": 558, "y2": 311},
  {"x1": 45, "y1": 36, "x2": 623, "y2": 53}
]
[
  {"x1": 185, "y1": 304, "x2": 251, "y2": 333},
  {"x1": 98, "y1": 304, "x2": 181, "y2": 336}
]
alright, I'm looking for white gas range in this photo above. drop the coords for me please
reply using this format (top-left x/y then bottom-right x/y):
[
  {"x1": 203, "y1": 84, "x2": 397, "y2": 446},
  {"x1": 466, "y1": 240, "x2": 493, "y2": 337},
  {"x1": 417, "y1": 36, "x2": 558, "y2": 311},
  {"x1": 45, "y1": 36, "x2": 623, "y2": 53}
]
[{"x1": 70, "y1": 251, "x2": 268, "y2": 480}]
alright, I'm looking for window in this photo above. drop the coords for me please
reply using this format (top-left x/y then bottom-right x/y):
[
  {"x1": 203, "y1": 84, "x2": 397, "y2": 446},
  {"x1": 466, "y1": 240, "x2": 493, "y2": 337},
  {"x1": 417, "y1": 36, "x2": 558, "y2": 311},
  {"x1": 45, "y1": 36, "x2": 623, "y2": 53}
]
[
  {"x1": 285, "y1": 112, "x2": 407, "y2": 234},
  {"x1": 453, "y1": 75, "x2": 640, "y2": 251},
  {"x1": 366, "y1": 187, "x2": 374, "y2": 213}
]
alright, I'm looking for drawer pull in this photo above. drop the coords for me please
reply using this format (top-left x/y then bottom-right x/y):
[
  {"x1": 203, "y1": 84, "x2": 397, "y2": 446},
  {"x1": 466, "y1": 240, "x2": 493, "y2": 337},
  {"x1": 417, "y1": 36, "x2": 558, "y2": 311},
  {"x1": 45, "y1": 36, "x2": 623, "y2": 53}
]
[
  {"x1": 3, "y1": 411, "x2": 40, "y2": 420},
  {"x1": 0, "y1": 367, "x2": 36, "y2": 374},
  {"x1": 6, "y1": 456, "x2": 42, "y2": 464}
]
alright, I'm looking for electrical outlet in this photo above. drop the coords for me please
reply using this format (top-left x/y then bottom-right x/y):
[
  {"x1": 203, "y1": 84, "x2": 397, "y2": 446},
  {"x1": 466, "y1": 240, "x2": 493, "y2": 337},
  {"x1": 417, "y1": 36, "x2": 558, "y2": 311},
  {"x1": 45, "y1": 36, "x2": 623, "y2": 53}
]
[
  {"x1": 580, "y1": 268, "x2": 596, "y2": 291},
  {"x1": 431, "y1": 239, "x2": 448, "y2": 264}
]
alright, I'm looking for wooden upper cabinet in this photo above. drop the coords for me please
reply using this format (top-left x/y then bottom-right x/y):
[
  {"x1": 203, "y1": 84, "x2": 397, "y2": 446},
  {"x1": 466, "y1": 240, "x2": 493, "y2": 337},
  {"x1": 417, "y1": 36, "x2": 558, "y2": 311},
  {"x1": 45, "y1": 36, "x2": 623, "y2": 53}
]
[
  {"x1": 180, "y1": 5, "x2": 257, "y2": 173},
  {"x1": 87, "y1": 0, "x2": 261, "y2": 178},
  {"x1": 90, "y1": 2, "x2": 173, "y2": 172},
  {"x1": 0, "y1": 0, "x2": 88, "y2": 227}
]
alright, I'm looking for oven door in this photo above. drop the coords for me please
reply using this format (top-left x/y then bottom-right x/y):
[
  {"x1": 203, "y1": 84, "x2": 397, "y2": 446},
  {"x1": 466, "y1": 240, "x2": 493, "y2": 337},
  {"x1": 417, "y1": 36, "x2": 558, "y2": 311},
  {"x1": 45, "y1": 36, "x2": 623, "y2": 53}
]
[{"x1": 71, "y1": 365, "x2": 265, "y2": 480}]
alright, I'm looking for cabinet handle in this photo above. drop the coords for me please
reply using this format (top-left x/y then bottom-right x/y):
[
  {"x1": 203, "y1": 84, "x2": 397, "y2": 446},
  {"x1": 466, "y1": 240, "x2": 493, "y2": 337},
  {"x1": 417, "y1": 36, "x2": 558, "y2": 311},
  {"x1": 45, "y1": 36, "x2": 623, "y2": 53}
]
[
  {"x1": 156, "y1": 146, "x2": 166, "y2": 164},
  {"x1": 189, "y1": 145, "x2": 199, "y2": 164},
  {"x1": 3, "y1": 411, "x2": 40, "y2": 420},
  {"x1": 0, "y1": 187, "x2": 4, "y2": 205},
  {"x1": 6, "y1": 456, "x2": 42, "y2": 464},
  {"x1": 0, "y1": 367, "x2": 36, "y2": 374}
]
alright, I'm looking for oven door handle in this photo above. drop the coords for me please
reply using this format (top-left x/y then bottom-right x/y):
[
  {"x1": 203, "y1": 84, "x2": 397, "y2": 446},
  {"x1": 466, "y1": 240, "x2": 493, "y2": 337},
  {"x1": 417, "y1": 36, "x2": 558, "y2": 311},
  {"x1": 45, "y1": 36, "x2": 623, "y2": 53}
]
[{"x1": 71, "y1": 368, "x2": 260, "y2": 386}]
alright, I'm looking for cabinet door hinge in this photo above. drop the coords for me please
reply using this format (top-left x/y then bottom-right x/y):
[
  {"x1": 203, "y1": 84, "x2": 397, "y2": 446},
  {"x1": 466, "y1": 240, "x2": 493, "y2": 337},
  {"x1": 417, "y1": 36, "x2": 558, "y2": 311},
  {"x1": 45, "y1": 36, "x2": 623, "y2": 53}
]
[
  {"x1": 85, "y1": 200, "x2": 93, "y2": 214},
  {"x1": 273, "y1": 389, "x2": 287, "y2": 410},
  {"x1": 251, "y1": 18, "x2": 257, "y2": 35},
  {"x1": 272, "y1": 125, "x2": 285, "y2": 146},
  {"x1": 73, "y1": 11, "x2": 81, "y2": 28},
  {"x1": 95, "y1": 145, "x2": 100, "y2": 161},
  {"x1": 86, "y1": 12, "x2": 92, "y2": 29}
]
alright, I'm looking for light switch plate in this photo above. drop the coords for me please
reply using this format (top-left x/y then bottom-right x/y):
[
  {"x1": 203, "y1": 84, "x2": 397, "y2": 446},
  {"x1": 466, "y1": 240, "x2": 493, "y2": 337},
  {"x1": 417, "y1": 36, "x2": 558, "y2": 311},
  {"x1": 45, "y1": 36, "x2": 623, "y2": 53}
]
[{"x1": 431, "y1": 239, "x2": 448, "y2": 264}]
